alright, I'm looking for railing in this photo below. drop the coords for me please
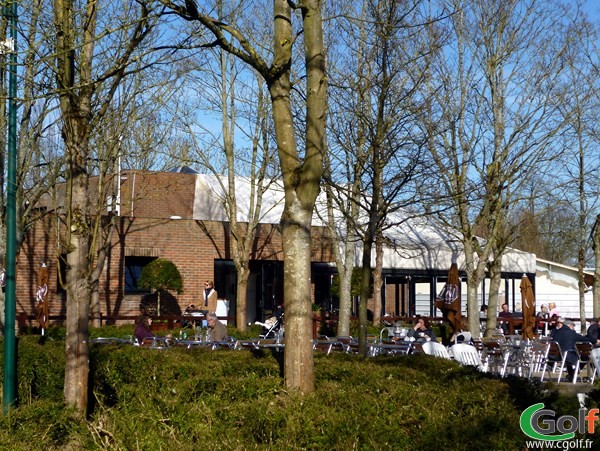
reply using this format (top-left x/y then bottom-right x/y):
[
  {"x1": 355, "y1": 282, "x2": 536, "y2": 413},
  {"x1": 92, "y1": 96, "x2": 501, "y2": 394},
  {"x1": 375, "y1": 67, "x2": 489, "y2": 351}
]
[
  {"x1": 16, "y1": 312, "x2": 234, "y2": 330},
  {"x1": 16, "y1": 311, "x2": 565, "y2": 338}
]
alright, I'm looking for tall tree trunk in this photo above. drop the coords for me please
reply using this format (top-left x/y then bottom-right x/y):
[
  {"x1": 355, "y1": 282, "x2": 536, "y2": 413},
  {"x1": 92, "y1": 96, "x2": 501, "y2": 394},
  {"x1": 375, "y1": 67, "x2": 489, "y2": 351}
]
[
  {"x1": 359, "y1": 226, "x2": 375, "y2": 356},
  {"x1": 64, "y1": 255, "x2": 91, "y2": 413},
  {"x1": 162, "y1": 0, "x2": 326, "y2": 393},
  {"x1": 577, "y1": 129, "x2": 587, "y2": 333},
  {"x1": 372, "y1": 235, "x2": 383, "y2": 327},
  {"x1": 486, "y1": 257, "x2": 502, "y2": 338},
  {"x1": 55, "y1": 0, "x2": 154, "y2": 415},
  {"x1": 281, "y1": 207, "x2": 315, "y2": 391},
  {"x1": 274, "y1": 0, "x2": 325, "y2": 393},
  {"x1": 323, "y1": 172, "x2": 358, "y2": 338},
  {"x1": 593, "y1": 214, "x2": 600, "y2": 319},
  {"x1": 463, "y1": 237, "x2": 488, "y2": 338},
  {"x1": 336, "y1": 254, "x2": 353, "y2": 337},
  {"x1": 63, "y1": 143, "x2": 92, "y2": 414},
  {"x1": 236, "y1": 266, "x2": 250, "y2": 329},
  {"x1": 55, "y1": 0, "x2": 95, "y2": 415}
]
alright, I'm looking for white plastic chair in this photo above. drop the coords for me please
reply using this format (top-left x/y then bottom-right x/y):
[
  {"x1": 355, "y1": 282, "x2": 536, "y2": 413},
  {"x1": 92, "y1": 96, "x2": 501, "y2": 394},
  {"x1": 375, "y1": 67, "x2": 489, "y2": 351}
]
[
  {"x1": 421, "y1": 341, "x2": 451, "y2": 359},
  {"x1": 450, "y1": 343, "x2": 486, "y2": 371},
  {"x1": 587, "y1": 348, "x2": 600, "y2": 383}
]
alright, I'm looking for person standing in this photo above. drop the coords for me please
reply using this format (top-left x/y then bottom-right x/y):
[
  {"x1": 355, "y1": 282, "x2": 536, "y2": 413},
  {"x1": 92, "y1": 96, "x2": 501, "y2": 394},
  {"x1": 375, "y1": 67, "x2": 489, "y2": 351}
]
[{"x1": 203, "y1": 280, "x2": 218, "y2": 313}]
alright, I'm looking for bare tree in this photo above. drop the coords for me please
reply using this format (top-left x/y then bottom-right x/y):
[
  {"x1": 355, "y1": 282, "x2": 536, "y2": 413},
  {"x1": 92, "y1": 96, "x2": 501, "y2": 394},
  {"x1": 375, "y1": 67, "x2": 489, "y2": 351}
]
[
  {"x1": 592, "y1": 215, "x2": 600, "y2": 317},
  {"x1": 160, "y1": 0, "x2": 326, "y2": 392},
  {"x1": 320, "y1": 0, "x2": 369, "y2": 339},
  {"x1": 170, "y1": 2, "x2": 278, "y2": 331},
  {"x1": 52, "y1": 0, "x2": 171, "y2": 414},
  {"x1": 0, "y1": 1, "x2": 68, "y2": 330},
  {"x1": 326, "y1": 0, "x2": 433, "y2": 351},
  {"x1": 426, "y1": 0, "x2": 572, "y2": 338},
  {"x1": 554, "y1": 9, "x2": 600, "y2": 331}
]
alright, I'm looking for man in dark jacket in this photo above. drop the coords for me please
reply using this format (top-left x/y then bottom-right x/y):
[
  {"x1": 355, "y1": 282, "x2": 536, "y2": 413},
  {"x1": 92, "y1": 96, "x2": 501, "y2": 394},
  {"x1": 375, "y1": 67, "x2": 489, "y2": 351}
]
[
  {"x1": 551, "y1": 319, "x2": 594, "y2": 380},
  {"x1": 586, "y1": 318, "x2": 600, "y2": 345}
]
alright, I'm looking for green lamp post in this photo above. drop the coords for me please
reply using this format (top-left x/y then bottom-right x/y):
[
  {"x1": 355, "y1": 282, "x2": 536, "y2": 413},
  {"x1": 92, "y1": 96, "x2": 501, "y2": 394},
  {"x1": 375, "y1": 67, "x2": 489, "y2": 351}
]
[{"x1": 3, "y1": 0, "x2": 18, "y2": 413}]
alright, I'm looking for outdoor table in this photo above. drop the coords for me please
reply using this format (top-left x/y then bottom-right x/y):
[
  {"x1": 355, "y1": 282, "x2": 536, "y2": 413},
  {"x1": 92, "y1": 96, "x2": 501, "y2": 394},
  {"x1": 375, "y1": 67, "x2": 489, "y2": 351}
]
[
  {"x1": 212, "y1": 340, "x2": 237, "y2": 350},
  {"x1": 235, "y1": 339, "x2": 260, "y2": 350},
  {"x1": 313, "y1": 339, "x2": 335, "y2": 355},
  {"x1": 336, "y1": 336, "x2": 360, "y2": 354},
  {"x1": 92, "y1": 337, "x2": 134, "y2": 345},
  {"x1": 481, "y1": 339, "x2": 505, "y2": 374},
  {"x1": 181, "y1": 312, "x2": 207, "y2": 336},
  {"x1": 500, "y1": 341, "x2": 532, "y2": 377},
  {"x1": 312, "y1": 339, "x2": 348, "y2": 355},
  {"x1": 256, "y1": 339, "x2": 285, "y2": 351},
  {"x1": 140, "y1": 336, "x2": 173, "y2": 349},
  {"x1": 369, "y1": 342, "x2": 412, "y2": 357},
  {"x1": 174, "y1": 339, "x2": 215, "y2": 349}
]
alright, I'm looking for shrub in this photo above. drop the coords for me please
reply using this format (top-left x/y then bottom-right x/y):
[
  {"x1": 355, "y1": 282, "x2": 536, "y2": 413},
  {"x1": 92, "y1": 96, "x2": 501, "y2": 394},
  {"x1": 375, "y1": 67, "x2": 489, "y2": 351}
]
[
  {"x1": 138, "y1": 258, "x2": 183, "y2": 295},
  {"x1": 138, "y1": 258, "x2": 183, "y2": 316},
  {"x1": 1, "y1": 335, "x2": 596, "y2": 449}
]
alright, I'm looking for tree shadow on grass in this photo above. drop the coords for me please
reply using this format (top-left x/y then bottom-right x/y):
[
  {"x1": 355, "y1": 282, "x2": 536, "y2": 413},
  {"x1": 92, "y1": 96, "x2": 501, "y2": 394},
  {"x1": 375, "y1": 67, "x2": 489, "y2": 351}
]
[{"x1": 246, "y1": 348, "x2": 285, "y2": 378}]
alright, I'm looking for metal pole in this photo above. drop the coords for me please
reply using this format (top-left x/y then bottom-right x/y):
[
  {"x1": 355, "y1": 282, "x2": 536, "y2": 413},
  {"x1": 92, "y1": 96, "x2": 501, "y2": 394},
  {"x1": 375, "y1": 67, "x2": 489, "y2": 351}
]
[{"x1": 3, "y1": 0, "x2": 18, "y2": 413}]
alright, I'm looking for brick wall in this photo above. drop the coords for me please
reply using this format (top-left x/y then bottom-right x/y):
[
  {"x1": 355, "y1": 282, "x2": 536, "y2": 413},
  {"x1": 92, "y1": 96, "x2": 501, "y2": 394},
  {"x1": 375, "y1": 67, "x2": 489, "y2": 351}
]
[{"x1": 16, "y1": 172, "x2": 335, "y2": 324}]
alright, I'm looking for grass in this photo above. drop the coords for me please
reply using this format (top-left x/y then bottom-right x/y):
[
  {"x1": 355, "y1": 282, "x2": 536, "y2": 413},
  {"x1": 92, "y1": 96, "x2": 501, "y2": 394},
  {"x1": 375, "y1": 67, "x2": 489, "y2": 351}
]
[{"x1": 1, "y1": 329, "x2": 600, "y2": 449}]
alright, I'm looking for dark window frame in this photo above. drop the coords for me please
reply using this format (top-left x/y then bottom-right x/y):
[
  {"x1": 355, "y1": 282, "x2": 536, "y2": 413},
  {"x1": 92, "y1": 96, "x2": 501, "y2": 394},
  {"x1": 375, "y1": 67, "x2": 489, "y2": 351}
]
[{"x1": 124, "y1": 256, "x2": 155, "y2": 294}]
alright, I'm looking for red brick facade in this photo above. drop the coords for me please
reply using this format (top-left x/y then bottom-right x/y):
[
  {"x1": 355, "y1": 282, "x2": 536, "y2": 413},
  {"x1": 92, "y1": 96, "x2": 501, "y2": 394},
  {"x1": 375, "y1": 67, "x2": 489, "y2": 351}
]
[{"x1": 16, "y1": 171, "x2": 335, "y2": 325}]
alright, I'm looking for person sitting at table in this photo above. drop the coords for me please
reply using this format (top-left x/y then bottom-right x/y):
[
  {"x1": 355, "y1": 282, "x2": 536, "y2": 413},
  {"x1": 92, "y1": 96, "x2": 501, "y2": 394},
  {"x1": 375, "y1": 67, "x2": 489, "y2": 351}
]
[
  {"x1": 135, "y1": 314, "x2": 155, "y2": 344},
  {"x1": 206, "y1": 311, "x2": 228, "y2": 342},
  {"x1": 586, "y1": 317, "x2": 600, "y2": 346},
  {"x1": 548, "y1": 302, "x2": 560, "y2": 318},
  {"x1": 479, "y1": 304, "x2": 488, "y2": 333},
  {"x1": 549, "y1": 317, "x2": 565, "y2": 342},
  {"x1": 498, "y1": 303, "x2": 512, "y2": 335},
  {"x1": 513, "y1": 303, "x2": 523, "y2": 318},
  {"x1": 547, "y1": 302, "x2": 560, "y2": 332},
  {"x1": 551, "y1": 319, "x2": 594, "y2": 380},
  {"x1": 408, "y1": 317, "x2": 436, "y2": 342},
  {"x1": 536, "y1": 304, "x2": 549, "y2": 334}
]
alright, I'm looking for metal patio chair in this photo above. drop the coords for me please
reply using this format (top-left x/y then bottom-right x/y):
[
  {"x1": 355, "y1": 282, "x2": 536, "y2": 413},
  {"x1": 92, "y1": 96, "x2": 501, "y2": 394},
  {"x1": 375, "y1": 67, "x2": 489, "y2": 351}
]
[
  {"x1": 542, "y1": 341, "x2": 568, "y2": 383},
  {"x1": 573, "y1": 342, "x2": 596, "y2": 384},
  {"x1": 526, "y1": 340, "x2": 550, "y2": 380}
]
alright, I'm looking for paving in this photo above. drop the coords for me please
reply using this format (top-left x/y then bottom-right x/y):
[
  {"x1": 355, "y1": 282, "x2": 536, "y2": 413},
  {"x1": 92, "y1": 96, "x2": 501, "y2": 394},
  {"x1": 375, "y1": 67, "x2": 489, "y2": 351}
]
[{"x1": 555, "y1": 381, "x2": 597, "y2": 396}]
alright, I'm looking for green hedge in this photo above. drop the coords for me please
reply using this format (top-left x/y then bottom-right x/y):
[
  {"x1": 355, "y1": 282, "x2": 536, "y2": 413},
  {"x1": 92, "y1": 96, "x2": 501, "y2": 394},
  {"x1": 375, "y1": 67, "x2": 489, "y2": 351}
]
[{"x1": 1, "y1": 337, "x2": 598, "y2": 449}]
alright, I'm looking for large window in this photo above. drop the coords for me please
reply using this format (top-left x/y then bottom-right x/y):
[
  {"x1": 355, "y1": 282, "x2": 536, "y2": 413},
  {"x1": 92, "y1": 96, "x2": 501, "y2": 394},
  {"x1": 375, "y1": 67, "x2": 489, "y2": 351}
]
[{"x1": 125, "y1": 256, "x2": 155, "y2": 294}]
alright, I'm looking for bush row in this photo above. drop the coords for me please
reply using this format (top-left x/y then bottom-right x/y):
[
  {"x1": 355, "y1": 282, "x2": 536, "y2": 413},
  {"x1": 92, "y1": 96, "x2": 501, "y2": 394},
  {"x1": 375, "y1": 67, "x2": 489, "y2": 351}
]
[{"x1": 1, "y1": 332, "x2": 599, "y2": 449}]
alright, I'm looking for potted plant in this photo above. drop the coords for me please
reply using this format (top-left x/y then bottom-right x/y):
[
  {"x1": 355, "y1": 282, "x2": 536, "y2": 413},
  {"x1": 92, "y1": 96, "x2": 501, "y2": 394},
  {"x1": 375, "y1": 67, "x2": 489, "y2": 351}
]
[{"x1": 137, "y1": 258, "x2": 183, "y2": 318}]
